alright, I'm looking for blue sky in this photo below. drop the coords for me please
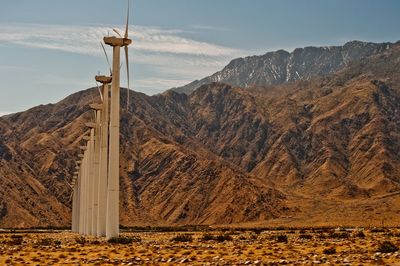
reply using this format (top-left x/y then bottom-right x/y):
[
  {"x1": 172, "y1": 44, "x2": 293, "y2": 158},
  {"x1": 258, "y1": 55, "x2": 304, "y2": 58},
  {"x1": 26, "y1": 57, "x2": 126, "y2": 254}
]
[{"x1": 0, "y1": 0, "x2": 399, "y2": 115}]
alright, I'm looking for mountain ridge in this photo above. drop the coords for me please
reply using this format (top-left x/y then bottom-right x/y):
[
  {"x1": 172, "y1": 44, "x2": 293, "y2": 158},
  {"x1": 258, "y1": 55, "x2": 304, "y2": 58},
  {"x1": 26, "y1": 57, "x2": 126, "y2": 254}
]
[
  {"x1": 1, "y1": 41, "x2": 400, "y2": 227},
  {"x1": 172, "y1": 40, "x2": 398, "y2": 94}
]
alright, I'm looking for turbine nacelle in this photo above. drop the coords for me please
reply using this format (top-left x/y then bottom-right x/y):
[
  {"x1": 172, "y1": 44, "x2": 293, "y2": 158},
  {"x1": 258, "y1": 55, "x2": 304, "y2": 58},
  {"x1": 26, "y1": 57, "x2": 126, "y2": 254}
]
[
  {"x1": 103, "y1": 36, "x2": 132, "y2": 47},
  {"x1": 89, "y1": 103, "x2": 103, "y2": 111},
  {"x1": 95, "y1": 75, "x2": 112, "y2": 84}
]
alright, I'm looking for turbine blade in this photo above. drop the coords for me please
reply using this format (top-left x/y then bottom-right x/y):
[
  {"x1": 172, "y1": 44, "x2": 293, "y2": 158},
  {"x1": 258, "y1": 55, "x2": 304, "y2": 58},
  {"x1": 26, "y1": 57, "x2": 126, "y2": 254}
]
[
  {"x1": 113, "y1": 28, "x2": 123, "y2": 38},
  {"x1": 100, "y1": 42, "x2": 112, "y2": 75},
  {"x1": 125, "y1": 45, "x2": 130, "y2": 110},
  {"x1": 96, "y1": 81, "x2": 104, "y2": 102},
  {"x1": 125, "y1": 0, "x2": 130, "y2": 38}
]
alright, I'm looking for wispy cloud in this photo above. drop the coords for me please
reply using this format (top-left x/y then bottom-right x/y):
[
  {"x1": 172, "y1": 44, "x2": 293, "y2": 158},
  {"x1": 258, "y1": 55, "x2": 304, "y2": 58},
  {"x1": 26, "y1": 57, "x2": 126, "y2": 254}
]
[
  {"x1": 0, "y1": 23, "x2": 246, "y2": 91},
  {"x1": 0, "y1": 23, "x2": 241, "y2": 57}
]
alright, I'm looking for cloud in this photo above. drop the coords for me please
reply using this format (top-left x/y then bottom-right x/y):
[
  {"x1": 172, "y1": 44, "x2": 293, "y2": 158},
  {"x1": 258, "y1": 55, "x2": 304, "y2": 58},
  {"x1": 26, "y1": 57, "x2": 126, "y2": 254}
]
[
  {"x1": 0, "y1": 23, "x2": 247, "y2": 93},
  {"x1": 0, "y1": 23, "x2": 241, "y2": 57}
]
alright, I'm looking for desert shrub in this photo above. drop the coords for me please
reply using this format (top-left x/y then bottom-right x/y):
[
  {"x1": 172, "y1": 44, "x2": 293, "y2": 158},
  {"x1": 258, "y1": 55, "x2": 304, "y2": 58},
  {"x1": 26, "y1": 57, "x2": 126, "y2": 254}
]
[
  {"x1": 330, "y1": 232, "x2": 350, "y2": 239},
  {"x1": 131, "y1": 237, "x2": 141, "y2": 244},
  {"x1": 38, "y1": 238, "x2": 53, "y2": 246},
  {"x1": 377, "y1": 241, "x2": 399, "y2": 253},
  {"x1": 249, "y1": 233, "x2": 258, "y2": 240},
  {"x1": 355, "y1": 231, "x2": 365, "y2": 238},
  {"x1": 171, "y1": 234, "x2": 193, "y2": 242},
  {"x1": 316, "y1": 228, "x2": 332, "y2": 233},
  {"x1": 276, "y1": 234, "x2": 288, "y2": 243},
  {"x1": 215, "y1": 234, "x2": 233, "y2": 242},
  {"x1": 9, "y1": 235, "x2": 23, "y2": 245},
  {"x1": 238, "y1": 235, "x2": 247, "y2": 241},
  {"x1": 318, "y1": 233, "x2": 328, "y2": 240},
  {"x1": 370, "y1": 228, "x2": 386, "y2": 233},
  {"x1": 201, "y1": 233, "x2": 215, "y2": 241},
  {"x1": 252, "y1": 228, "x2": 264, "y2": 235},
  {"x1": 75, "y1": 236, "x2": 86, "y2": 245},
  {"x1": 108, "y1": 236, "x2": 141, "y2": 244},
  {"x1": 299, "y1": 234, "x2": 313, "y2": 240},
  {"x1": 323, "y1": 247, "x2": 336, "y2": 255}
]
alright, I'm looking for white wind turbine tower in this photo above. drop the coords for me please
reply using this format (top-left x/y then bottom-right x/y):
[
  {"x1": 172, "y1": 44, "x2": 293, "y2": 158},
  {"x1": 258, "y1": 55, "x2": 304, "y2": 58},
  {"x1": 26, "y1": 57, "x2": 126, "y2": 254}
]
[
  {"x1": 79, "y1": 136, "x2": 90, "y2": 234},
  {"x1": 72, "y1": 159, "x2": 82, "y2": 233},
  {"x1": 95, "y1": 74, "x2": 112, "y2": 237},
  {"x1": 103, "y1": 0, "x2": 132, "y2": 239},
  {"x1": 85, "y1": 121, "x2": 96, "y2": 236},
  {"x1": 77, "y1": 152, "x2": 85, "y2": 234},
  {"x1": 71, "y1": 156, "x2": 82, "y2": 233},
  {"x1": 89, "y1": 104, "x2": 102, "y2": 236},
  {"x1": 71, "y1": 172, "x2": 78, "y2": 232}
]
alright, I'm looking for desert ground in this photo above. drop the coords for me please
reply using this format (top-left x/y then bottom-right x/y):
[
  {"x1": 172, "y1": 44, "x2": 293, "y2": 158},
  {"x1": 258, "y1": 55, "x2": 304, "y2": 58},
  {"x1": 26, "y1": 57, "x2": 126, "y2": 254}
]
[{"x1": 1, "y1": 227, "x2": 400, "y2": 265}]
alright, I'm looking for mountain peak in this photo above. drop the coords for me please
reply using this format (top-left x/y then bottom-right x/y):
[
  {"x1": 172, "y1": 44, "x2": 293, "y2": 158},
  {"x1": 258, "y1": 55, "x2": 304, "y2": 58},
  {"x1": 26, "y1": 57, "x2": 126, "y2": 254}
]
[{"x1": 172, "y1": 40, "x2": 399, "y2": 95}]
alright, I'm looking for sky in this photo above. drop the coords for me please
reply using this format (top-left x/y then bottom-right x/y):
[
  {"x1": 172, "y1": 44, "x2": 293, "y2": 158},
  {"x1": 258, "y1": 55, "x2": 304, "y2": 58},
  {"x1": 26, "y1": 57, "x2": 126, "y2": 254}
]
[{"x1": 0, "y1": 0, "x2": 399, "y2": 115}]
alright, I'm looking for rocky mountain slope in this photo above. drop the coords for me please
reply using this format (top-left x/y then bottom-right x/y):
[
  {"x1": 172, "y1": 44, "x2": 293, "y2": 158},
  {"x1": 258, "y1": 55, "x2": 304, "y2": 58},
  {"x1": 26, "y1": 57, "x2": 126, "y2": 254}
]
[
  {"x1": 1, "y1": 42, "x2": 400, "y2": 228},
  {"x1": 173, "y1": 40, "x2": 397, "y2": 94}
]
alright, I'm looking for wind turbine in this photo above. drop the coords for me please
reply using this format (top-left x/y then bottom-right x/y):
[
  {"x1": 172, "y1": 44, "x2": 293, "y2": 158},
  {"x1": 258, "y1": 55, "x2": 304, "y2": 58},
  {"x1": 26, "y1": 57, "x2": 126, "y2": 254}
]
[
  {"x1": 71, "y1": 175, "x2": 78, "y2": 233},
  {"x1": 103, "y1": 0, "x2": 132, "y2": 239},
  {"x1": 89, "y1": 104, "x2": 102, "y2": 236},
  {"x1": 71, "y1": 159, "x2": 81, "y2": 233},
  {"x1": 79, "y1": 139, "x2": 89, "y2": 234},
  {"x1": 75, "y1": 151, "x2": 86, "y2": 234},
  {"x1": 85, "y1": 122, "x2": 96, "y2": 235},
  {"x1": 95, "y1": 74, "x2": 112, "y2": 237}
]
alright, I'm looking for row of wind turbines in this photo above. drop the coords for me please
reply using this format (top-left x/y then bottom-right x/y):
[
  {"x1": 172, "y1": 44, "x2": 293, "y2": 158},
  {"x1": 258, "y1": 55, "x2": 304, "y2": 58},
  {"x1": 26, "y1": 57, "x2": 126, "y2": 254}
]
[{"x1": 70, "y1": 1, "x2": 132, "y2": 239}]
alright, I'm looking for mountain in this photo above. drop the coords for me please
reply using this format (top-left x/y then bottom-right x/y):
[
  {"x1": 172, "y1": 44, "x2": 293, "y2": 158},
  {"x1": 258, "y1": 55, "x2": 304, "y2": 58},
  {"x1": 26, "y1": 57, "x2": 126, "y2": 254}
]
[
  {"x1": 0, "y1": 117, "x2": 70, "y2": 228},
  {"x1": 172, "y1": 40, "x2": 397, "y2": 94},
  {"x1": 1, "y1": 41, "x2": 400, "y2": 228},
  {"x1": 0, "y1": 89, "x2": 285, "y2": 227}
]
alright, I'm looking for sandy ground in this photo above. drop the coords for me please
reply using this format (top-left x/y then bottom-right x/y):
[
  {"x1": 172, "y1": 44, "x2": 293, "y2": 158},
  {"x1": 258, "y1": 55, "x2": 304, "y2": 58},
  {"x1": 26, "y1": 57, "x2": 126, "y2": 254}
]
[{"x1": 1, "y1": 228, "x2": 400, "y2": 265}]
